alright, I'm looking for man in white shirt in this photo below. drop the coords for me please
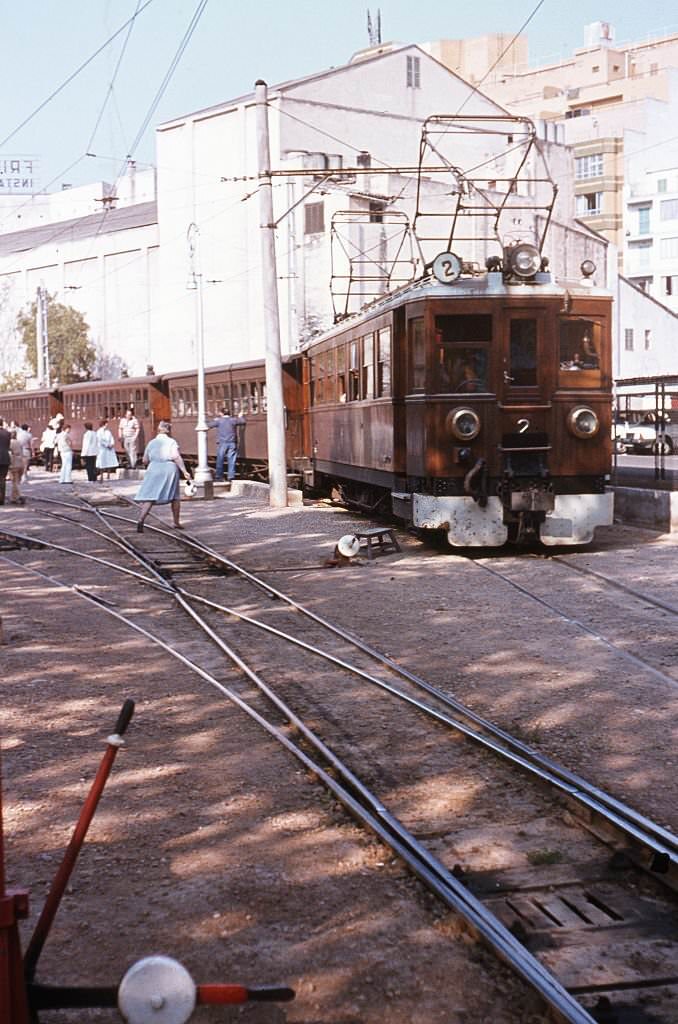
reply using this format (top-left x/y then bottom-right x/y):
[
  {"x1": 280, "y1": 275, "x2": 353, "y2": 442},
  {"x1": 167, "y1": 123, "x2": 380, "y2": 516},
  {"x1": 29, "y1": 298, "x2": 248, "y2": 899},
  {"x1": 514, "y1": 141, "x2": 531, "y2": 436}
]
[{"x1": 118, "y1": 409, "x2": 141, "y2": 469}]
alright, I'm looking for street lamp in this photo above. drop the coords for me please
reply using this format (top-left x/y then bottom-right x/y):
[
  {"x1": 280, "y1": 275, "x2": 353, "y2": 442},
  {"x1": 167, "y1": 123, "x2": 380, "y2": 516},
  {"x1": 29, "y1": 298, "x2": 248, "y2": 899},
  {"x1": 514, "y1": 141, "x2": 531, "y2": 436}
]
[{"x1": 186, "y1": 222, "x2": 213, "y2": 493}]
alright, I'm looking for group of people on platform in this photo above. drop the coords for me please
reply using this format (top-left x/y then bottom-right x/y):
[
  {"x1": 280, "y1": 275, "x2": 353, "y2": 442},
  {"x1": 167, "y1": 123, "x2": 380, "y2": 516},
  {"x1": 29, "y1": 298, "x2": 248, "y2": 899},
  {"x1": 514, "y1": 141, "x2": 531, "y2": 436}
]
[{"x1": 1, "y1": 403, "x2": 245, "y2": 531}]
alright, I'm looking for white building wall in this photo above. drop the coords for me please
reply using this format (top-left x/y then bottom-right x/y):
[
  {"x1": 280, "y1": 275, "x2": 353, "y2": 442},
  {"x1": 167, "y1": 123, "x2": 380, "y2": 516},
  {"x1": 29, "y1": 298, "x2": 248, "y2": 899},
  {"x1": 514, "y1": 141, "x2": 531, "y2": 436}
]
[{"x1": 615, "y1": 276, "x2": 678, "y2": 378}]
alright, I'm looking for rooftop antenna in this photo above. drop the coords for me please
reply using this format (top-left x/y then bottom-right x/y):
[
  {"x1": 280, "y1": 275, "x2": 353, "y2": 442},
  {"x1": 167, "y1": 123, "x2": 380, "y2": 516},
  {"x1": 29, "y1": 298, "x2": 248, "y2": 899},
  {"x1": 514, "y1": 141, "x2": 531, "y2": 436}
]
[{"x1": 367, "y1": 8, "x2": 382, "y2": 46}]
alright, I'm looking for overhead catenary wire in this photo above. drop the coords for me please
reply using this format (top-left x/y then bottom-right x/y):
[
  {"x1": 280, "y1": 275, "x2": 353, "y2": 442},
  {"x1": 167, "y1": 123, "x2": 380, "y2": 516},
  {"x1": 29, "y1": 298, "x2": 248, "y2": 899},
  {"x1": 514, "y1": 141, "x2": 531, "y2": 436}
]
[{"x1": 0, "y1": 0, "x2": 156, "y2": 149}]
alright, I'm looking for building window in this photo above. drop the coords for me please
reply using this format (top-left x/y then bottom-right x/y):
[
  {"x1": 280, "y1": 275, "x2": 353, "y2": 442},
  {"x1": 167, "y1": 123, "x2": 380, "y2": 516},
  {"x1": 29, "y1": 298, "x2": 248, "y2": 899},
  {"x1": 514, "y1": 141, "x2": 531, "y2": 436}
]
[
  {"x1": 575, "y1": 154, "x2": 603, "y2": 179},
  {"x1": 650, "y1": 62, "x2": 659, "y2": 76},
  {"x1": 644, "y1": 329, "x2": 651, "y2": 350},
  {"x1": 660, "y1": 198, "x2": 678, "y2": 221},
  {"x1": 566, "y1": 107, "x2": 591, "y2": 119},
  {"x1": 592, "y1": 65, "x2": 600, "y2": 73},
  {"x1": 304, "y1": 202, "x2": 325, "y2": 234},
  {"x1": 406, "y1": 55, "x2": 420, "y2": 89},
  {"x1": 658, "y1": 179, "x2": 667, "y2": 193},
  {"x1": 624, "y1": 329, "x2": 634, "y2": 351},
  {"x1": 633, "y1": 278, "x2": 652, "y2": 293},
  {"x1": 576, "y1": 192, "x2": 603, "y2": 216},
  {"x1": 664, "y1": 276, "x2": 677, "y2": 295},
  {"x1": 660, "y1": 236, "x2": 678, "y2": 259},
  {"x1": 369, "y1": 201, "x2": 385, "y2": 223},
  {"x1": 637, "y1": 205, "x2": 651, "y2": 234}
]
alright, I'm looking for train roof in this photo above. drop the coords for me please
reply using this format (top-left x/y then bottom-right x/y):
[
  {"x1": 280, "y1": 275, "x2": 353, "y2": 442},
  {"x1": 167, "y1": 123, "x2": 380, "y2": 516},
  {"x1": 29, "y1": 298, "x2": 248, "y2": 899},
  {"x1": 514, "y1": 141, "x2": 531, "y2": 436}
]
[
  {"x1": 60, "y1": 374, "x2": 163, "y2": 391},
  {"x1": 302, "y1": 273, "x2": 613, "y2": 351},
  {"x1": 161, "y1": 356, "x2": 297, "y2": 381},
  {"x1": 0, "y1": 386, "x2": 59, "y2": 401}
]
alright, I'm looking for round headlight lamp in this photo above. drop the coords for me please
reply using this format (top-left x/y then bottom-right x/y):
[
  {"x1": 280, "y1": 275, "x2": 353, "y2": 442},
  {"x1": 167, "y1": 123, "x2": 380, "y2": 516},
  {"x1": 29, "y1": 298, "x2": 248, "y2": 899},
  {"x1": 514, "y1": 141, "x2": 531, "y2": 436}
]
[
  {"x1": 447, "y1": 407, "x2": 481, "y2": 441},
  {"x1": 509, "y1": 243, "x2": 541, "y2": 279},
  {"x1": 567, "y1": 406, "x2": 600, "y2": 439}
]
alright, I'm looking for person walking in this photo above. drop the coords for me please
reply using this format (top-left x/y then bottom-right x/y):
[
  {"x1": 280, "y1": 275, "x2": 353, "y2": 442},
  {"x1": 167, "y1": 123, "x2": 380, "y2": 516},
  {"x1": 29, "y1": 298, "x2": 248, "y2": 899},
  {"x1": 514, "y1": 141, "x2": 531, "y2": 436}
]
[
  {"x1": 40, "y1": 423, "x2": 57, "y2": 472},
  {"x1": 81, "y1": 421, "x2": 99, "y2": 482},
  {"x1": 0, "y1": 418, "x2": 11, "y2": 506},
  {"x1": 16, "y1": 423, "x2": 32, "y2": 481},
  {"x1": 57, "y1": 424, "x2": 74, "y2": 483},
  {"x1": 96, "y1": 418, "x2": 119, "y2": 480},
  {"x1": 118, "y1": 408, "x2": 141, "y2": 468},
  {"x1": 207, "y1": 405, "x2": 246, "y2": 482},
  {"x1": 8, "y1": 429, "x2": 25, "y2": 504},
  {"x1": 133, "y1": 421, "x2": 192, "y2": 532}
]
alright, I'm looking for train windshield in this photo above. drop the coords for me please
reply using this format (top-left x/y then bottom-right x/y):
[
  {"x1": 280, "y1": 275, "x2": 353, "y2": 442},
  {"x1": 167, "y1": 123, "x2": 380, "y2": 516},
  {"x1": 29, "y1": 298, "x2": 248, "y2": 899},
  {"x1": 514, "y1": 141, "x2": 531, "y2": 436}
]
[
  {"x1": 435, "y1": 315, "x2": 491, "y2": 394},
  {"x1": 559, "y1": 318, "x2": 602, "y2": 384}
]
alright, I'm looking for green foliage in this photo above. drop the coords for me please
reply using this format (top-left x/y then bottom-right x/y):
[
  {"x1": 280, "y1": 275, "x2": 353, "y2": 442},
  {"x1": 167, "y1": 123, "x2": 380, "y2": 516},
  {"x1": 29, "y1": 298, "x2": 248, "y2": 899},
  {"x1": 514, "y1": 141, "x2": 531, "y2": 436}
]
[
  {"x1": 0, "y1": 371, "x2": 27, "y2": 394},
  {"x1": 17, "y1": 292, "x2": 96, "y2": 384}
]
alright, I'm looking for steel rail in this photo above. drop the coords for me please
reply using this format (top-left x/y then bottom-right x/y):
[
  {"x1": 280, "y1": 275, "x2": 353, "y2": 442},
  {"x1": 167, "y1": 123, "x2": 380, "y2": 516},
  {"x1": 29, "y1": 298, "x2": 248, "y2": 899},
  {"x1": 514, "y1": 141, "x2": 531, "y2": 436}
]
[
  {"x1": 473, "y1": 558, "x2": 678, "y2": 693},
  {"x1": 551, "y1": 555, "x2": 678, "y2": 618},
  {"x1": 16, "y1": 501, "x2": 678, "y2": 860},
  {"x1": 0, "y1": 554, "x2": 596, "y2": 1024},
  {"x1": 175, "y1": 588, "x2": 678, "y2": 870},
  {"x1": 0, "y1": 527, "x2": 170, "y2": 592},
  {"x1": 124, "y1": 526, "x2": 678, "y2": 858}
]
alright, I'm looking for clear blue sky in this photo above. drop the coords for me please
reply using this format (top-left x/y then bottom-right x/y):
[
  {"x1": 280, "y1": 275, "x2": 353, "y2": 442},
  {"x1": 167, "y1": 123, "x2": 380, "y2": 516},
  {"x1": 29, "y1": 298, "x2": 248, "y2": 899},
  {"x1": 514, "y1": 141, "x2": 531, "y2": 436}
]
[{"x1": 2, "y1": 0, "x2": 676, "y2": 191}]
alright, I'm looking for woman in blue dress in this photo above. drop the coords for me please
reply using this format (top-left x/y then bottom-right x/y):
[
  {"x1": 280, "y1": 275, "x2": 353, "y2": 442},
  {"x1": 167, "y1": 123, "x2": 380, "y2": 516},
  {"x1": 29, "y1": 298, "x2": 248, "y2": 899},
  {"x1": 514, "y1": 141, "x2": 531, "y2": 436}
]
[{"x1": 134, "y1": 421, "x2": 192, "y2": 532}]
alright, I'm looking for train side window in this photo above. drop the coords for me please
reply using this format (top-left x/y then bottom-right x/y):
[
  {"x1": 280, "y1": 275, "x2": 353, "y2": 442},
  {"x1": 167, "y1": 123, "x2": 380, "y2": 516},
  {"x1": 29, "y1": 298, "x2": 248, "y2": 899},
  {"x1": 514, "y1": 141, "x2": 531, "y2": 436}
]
[
  {"x1": 171, "y1": 391, "x2": 178, "y2": 417},
  {"x1": 337, "y1": 345, "x2": 347, "y2": 402},
  {"x1": 377, "y1": 327, "x2": 391, "y2": 397},
  {"x1": 239, "y1": 382, "x2": 249, "y2": 414},
  {"x1": 348, "y1": 339, "x2": 361, "y2": 401},
  {"x1": 362, "y1": 334, "x2": 374, "y2": 399},
  {"x1": 509, "y1": 319, "x2": 537, "y2": 387},
  {"x1": 261, "y1": 382, "x2": 267, "y2": 412},
  {"x1": 250, "y1": 382, "x2": 259, "y2": 413},
  {"x1": 409, "y1": 318, "x2": 426, "y2": 391},
  {"x1": 559, "y1": 319, "x2": 602, "y2": 385}
]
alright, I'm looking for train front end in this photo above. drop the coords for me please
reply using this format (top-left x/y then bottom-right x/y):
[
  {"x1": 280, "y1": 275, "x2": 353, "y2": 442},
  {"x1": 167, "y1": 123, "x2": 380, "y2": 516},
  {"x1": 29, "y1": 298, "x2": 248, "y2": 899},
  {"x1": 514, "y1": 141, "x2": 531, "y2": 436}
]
[{"x1": 401, "y1": 253, "x2": 613, "y2": 547}]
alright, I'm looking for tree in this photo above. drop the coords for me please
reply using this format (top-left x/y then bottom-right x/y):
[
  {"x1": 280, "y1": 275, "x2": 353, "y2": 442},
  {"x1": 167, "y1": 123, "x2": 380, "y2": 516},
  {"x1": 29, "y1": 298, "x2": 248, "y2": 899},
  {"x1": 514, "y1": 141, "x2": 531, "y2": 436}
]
[
  {"x1": 0, "y1": 371, "x2": 27, "y2": 394},
  {"x1": 17, "y1": 292, "x2": 96, "y2": 384},
  {"x1": 92, "y1": 342, "x2": 129, "y2": 381}
]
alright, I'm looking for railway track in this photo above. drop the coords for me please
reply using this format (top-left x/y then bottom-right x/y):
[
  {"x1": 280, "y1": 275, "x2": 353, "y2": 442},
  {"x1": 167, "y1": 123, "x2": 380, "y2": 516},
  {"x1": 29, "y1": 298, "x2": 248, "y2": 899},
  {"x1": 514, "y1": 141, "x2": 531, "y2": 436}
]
[{"x1": 2, "y1": 494, "x2": 678, "y2": 1023}]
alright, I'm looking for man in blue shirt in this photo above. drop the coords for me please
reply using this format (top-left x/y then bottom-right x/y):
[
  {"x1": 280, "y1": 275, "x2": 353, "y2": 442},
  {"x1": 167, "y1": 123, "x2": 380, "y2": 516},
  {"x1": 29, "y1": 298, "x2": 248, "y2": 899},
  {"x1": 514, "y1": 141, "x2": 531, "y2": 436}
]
[{"x1": 208, "y1": 406, "x2": 246, "y2": 482}]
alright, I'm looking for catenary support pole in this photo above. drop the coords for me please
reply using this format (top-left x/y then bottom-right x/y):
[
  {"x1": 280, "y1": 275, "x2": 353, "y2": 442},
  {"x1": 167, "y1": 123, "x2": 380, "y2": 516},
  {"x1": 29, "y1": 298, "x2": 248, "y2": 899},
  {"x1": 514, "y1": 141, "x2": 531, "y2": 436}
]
[
  {"x1": 187, "y1": 223, "x2": 213, "y2": 496},
  {"x1": 255, "y1": 80, "x2": 288, "y2": 509}
]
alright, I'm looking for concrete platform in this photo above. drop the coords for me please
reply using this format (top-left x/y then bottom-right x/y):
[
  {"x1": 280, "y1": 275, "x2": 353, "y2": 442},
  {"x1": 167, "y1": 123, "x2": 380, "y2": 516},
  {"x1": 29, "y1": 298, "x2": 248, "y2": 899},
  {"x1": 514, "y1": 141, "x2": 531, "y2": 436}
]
[{"x1": 611, "y1": 486, "x2": 678, "y2": 533}]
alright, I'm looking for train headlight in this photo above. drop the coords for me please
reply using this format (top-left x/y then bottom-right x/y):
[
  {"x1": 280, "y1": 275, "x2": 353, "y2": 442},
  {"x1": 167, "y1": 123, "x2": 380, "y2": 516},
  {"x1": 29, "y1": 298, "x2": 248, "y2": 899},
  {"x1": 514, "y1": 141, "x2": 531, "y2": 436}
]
[
  {"x1": 447, "y1": 407, "x2": 481, "y2": 441},
  {"x1": 567, "y1": 406, "x2": 600, "y2": 439},
  {"x1": 508, "y1": 243, "x2": 541, "y2": 279}
]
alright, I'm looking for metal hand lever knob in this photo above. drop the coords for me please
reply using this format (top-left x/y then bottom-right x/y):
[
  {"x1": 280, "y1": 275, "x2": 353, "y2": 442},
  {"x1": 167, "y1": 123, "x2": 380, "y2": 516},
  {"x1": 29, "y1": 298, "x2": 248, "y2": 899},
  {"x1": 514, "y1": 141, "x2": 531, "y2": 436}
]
[{"x1": 118, "y1": 957, "x2": 196, "y2": 1024}]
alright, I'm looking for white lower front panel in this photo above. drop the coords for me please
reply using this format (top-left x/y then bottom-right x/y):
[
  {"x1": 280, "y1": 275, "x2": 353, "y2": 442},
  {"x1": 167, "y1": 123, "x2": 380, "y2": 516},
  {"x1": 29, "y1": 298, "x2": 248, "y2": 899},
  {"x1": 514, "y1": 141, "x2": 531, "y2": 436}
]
[
  {"x1": 540, "y1": 492, "x2": 614, "y2": 546},
  {"x1": 413, "y1": 494, "x2": 508, "y2": 547}
]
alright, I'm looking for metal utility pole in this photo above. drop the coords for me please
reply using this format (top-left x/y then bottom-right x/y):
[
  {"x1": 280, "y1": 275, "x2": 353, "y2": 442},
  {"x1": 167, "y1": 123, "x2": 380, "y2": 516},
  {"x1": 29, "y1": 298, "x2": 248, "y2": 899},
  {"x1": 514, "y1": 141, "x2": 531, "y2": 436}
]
[
  {"x1": 36, "y1": 286, "x2": 50, "y2": 387},
  {"x1": 187, "y1": 223, "x2": 214, "y2": 496},
  {"x1": 255, "y1": 79, "x2": 288, "y2": 508}
]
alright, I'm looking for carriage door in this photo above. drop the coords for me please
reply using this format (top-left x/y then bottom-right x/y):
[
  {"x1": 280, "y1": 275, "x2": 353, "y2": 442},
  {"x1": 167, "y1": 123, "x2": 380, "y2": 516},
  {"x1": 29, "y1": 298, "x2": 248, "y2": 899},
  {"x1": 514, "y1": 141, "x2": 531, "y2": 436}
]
[{"x1": 501, "y1": 311, "x2": 547, "y2": 406}]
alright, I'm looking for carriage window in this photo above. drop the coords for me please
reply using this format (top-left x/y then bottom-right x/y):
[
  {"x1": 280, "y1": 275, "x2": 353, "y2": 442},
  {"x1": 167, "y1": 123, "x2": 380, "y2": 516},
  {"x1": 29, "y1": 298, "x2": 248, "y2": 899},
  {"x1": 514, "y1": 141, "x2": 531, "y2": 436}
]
[
  {"x1": 348, "y1": 340, "x2": 361, "y2": 401},
  {"x1": 250, "y1": 382, "x2": 259, "y2": 413},
  {"x1": 559, "y1": 319, "x2": 602, "y2": 383},
  {"x1": 239, "y1": 382, "x2": 249, "y2": 414},
  {"x1": 409, "y1": 318, "x2": 426, "y2": 391},
  {"x1": 435, "y1": 314, "x2": 490, "y2": 393},
  {"x1": 377, "y1": 327, "x2": 391, "y2": 397},
  {"x1": 337, "y1": 345, "x2": 347, "y2": 402},
  {"x1": 261, "y1": 381, "x2": 267, "y2": 412},
  {"x1": 509, "y1": 319, "x2": 537, "y2": 387},
  {"x1": 324, "y1": 349, "x2": 335, "y2": 403},
  {"x1": 362, "y1": 334, "x2": 374, "y2": 399}
]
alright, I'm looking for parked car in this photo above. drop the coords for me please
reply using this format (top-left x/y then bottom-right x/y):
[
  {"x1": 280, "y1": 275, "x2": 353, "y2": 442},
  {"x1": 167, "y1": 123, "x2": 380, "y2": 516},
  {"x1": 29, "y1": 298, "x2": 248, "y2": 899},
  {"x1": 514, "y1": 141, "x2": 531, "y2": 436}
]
[{"x1": 620, "y1": 413, "x2": 676, "y2": 455}]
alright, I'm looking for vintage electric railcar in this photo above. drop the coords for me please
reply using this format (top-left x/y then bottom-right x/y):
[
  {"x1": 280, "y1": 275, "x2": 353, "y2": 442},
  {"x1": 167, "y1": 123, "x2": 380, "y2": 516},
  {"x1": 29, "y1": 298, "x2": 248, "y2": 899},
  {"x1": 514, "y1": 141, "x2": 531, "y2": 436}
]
[{"x1": 302, "y1": 254, "x2": 613, "y2": 547}]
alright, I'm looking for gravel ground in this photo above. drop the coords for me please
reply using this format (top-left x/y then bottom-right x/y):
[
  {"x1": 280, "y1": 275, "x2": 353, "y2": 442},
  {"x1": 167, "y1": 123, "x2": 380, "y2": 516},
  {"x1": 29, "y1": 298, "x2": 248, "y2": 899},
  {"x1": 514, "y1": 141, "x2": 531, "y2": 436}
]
[{"x1": 1, "y1": 469, "x2": 676, "y2": 1023}]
